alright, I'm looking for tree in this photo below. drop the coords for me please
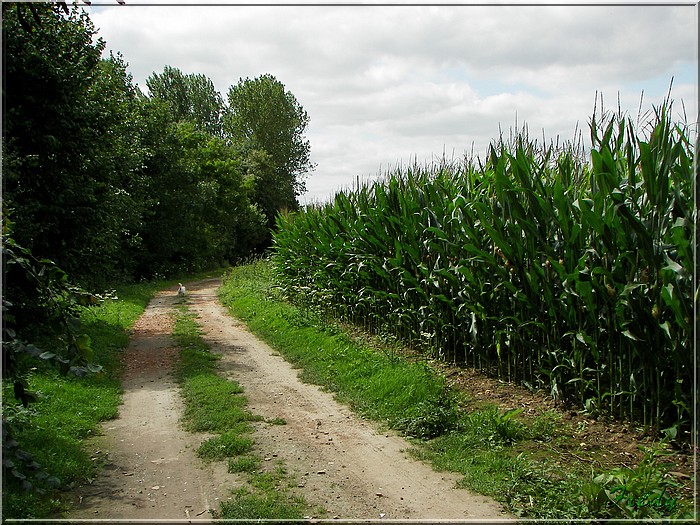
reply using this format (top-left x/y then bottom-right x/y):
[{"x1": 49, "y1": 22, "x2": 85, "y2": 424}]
[
  {"x1": 223, "y1": 74, "x2": 314, "y2": 224},
  {"x1": 135, "y1": 109, "x2": 267, "y2": 276},
  {"x1": 146, "y1": 65, "x2": 224, "y2": 137},
  {"x1": 2, "y1": 3, "x2": 146, "y2": 285}
]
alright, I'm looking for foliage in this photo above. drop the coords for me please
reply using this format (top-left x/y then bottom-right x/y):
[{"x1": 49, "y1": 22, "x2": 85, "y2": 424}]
[
  {"x1": 222, "y1": 259, "x2": 693, "y2": 520},
  {"x1": 224, "y1": 73, "x2": 314, "y2": 224},
  {"x1": 1, "y1": 277, "x2": 158, "y2": 519},
  {"x1": 220, "y1": 260, "x2": 462, "y2": 440},
  {"x1": 462, "y1": 406, "x2": 528, "y2": 446},
  {"x1": 1, "y1": 1, "x2": 308, "y2": 517},
  {"x1": 136, "y1": 118, "x2": 268, "y2": 276},
  {"x1": 3, "y1": 5, "x2": 276, "y2": 286},
  {"x1": 146, "y1": 65, "x2": 224, "y2": 137},
  {"x1": 582, "y1": 441, "x2": 692, "y2": 519},
  {"x1": 394, "y1": 395, "x2": 459, "y2": 440},
  {"x1": 272, "y1": 96, "x2": 694, "y2": 434},
  {"x1": 2, "y1": 231, "x2": 103, "y2": 399},
  {"x1": 2, "y1": 3, "x2": 146, "y2": 286}
]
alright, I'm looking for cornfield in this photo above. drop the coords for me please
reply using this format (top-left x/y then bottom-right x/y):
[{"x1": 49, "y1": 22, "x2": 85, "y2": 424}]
[{"x1": 272, "y1": 98, "x2": 696, "y2": 433}]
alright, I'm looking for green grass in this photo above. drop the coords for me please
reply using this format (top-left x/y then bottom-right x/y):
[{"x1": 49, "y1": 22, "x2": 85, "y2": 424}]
[
  {"x1": 218, "y1": 259, "x2": 694, "y2": 520},
  {"x1": 172, "y1": 304, "x2": 261, "y2": 437},
  {"x1": 196, "y1": 431, "x2": 254, "y2": 461},
  {"x1": 170, "y1": 304, "x2": 310, "y2": 520},
  {"x1": 1, "y1": 279, "x2": 167, "y2": 519},
  {"x1": 218, "y1": 464, "x2": 315, "y2": 521},
  {"x1": 228, "y1": 455, "x2": 262, "y2": 474},
  {"x1": 1, "y1": 269, "x2": 227, "y2": 520},
  {"x1": 219, "y1": 260, "x2": 458, "y2": 439}
]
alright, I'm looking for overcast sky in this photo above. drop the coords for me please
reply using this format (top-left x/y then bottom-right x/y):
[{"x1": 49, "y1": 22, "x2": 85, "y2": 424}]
[{"x1": 86, "y1": 1, "x2": 698, "y2": 204}]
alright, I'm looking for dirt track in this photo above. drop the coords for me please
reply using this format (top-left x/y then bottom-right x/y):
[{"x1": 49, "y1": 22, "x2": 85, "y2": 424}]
[{"x1": 68, "y1": 278, "x2": 513, "y2": 522}]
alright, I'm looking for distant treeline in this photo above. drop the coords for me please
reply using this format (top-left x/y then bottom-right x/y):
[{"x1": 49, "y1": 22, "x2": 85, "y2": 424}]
[{"x1": 2, "y1": 2, "x2": 313, "y2": 290}]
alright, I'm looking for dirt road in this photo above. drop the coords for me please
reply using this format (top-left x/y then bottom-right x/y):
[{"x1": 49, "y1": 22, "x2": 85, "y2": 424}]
[{"x1": 68, "y1": 278, "x2": 512, "y2": 522}]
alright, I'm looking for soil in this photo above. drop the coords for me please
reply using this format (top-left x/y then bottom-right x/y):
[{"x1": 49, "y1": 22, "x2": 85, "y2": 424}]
[{"x1": 67, "y1": 278, "x2": 515, "y2": 522}]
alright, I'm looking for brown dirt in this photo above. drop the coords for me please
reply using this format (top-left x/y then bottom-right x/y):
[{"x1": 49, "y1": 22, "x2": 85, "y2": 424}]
[
  {"x1": 425, "y1": 345, "x2": 695, "y2": 505},
  {"x1": 67, "y1": 279, "x2": 514, "y2": 522},
  {"x1": 67, "y1": 289, "x2": 233, "y2": 521}
]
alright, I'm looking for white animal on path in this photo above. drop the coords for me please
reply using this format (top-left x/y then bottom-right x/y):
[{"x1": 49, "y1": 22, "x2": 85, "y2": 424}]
[{"x1": 177, "y1": 283, "x2": 186, "y2": 296}]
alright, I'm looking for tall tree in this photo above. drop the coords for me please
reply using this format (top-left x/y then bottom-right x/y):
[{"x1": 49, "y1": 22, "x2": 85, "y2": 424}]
[
  {"x1": 223, "y1": 74, "x2": 314, "y2": 224},
  {"x1": 146, "y1": 65, "x2": 224, "y2": 137},
  {"x1": 2, "y1": 2, "x2": 145, "y2": 285}
]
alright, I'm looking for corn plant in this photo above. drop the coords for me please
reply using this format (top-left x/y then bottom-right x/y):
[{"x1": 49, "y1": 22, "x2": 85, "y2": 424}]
[{"x1": 272, "y1": 97, "x2": 695, "y2": 434}]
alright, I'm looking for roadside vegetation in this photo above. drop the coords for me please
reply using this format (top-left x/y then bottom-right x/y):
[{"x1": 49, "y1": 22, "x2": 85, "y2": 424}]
[
  {"x1": 1, "y1": 279, "x2": 162, "y2": 518},
  {"x1": 273, "y1": 98, "x2": 694, "y2": 439},
  {"x1": 2, "y1": 3, "x2": 695, "y2": 523},
  {"x1": 219, "y1": 260, "x2": 694, "y2": 520},
  {"x1": 3, "y1": 2, "x2": 312, "y2": 519},
  {"x1": 170, "y1": 302, "x2": 315, "y2": 520}
]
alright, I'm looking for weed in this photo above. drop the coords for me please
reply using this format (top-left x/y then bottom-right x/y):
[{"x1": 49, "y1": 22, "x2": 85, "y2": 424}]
[
  {"x1": 582, "y1": 441, "x2": 692, "y2": 519},
  {"x1": 219, "y1": 487, "x2": 305, "y2": 521},
  {"x1": 197, "y1": 431, "x2": 253, "y2": 461},
  {"x1": 394, "y1": 395, "x2": 459, "y2": 439},
  {"x1": 228, "y1": 455, "x2": 261, "y2": 474},
  {"x1": 527, "y1": 409, "x2": 560, "y2": 441},
  {"x1": 460, "y1": 405, "x2": 527, "y2": 446}
]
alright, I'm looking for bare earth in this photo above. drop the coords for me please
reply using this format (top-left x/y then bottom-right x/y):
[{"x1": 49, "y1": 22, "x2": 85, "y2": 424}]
[{"x1": 68, "y1": 278, "x2": 513, "y2": 522}]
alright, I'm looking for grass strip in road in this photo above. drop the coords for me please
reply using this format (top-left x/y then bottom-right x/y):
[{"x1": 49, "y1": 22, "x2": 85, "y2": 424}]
[
  {"x1": 218, "y1": 259, "x2": 694, "y2": 520},
  {"x1": 170, "y1": 303, "x2": 311, "y2": 520}
]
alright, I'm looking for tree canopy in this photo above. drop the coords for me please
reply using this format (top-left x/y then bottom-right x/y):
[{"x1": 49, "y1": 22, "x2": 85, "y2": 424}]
[
  {"x1": 2, "y1": 2, "x2": 315, "y2": 510},
  {"x1": 224, "y1": 74, "x2": 314, "y2": 225},
  {"x1": 146, "y1": 65, "x2": 224, "y2": 137},
  {"x1": 2, "y1": 8, "x2": 312, "y2": 286}
]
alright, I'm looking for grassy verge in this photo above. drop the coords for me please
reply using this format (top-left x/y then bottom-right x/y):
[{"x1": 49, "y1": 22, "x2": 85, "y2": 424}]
[
  {"x1": 170, "y1": 303, "x2": 313, "y2": 520},
  {"x1": 1, "y1": 269, "x2": 224, "y2": 520},
  {"x1": 218, "y1": 259, "x2": 694, "y2": 521},
  {"x1": 218, "y1": 261, "x2": 458, "y2": 439},
  {"x1": 1, "y1": 279, "x2": 164, "y2": 519}
]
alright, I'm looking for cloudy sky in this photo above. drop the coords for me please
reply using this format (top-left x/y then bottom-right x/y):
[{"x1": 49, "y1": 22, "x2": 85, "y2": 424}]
[{"x1": 86, "y1": 1, "x2": 698, "y2": 204}]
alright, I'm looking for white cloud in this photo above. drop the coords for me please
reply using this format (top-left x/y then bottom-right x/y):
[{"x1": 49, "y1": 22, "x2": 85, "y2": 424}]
[{"x1": 88, "y1": 1, "x2": 698, "y2": 204}]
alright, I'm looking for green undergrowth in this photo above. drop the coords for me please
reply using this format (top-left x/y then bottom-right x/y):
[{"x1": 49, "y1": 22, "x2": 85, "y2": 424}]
[
  {"x1": 218, "y1": 259, "x2": 694, "y2": 520},
  {"x1": 2, "y1": 269, "x2": 227, "y2": 520},
  {"x1": 170, "y1": 303, "x2": 312, "y2": 520}
]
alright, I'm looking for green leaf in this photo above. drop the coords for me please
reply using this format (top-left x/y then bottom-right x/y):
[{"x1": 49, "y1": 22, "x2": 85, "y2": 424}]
[{"x1": 622, "y1": 329, "x2": 643, "y2": 342}]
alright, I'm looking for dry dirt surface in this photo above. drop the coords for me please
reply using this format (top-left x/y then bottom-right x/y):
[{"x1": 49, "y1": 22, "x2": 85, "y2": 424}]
[
  {"x1": 68, "y1": 278, "x2": 514, "y2": 523},
  {"x1": 67, "y1": 287, "x2": 233, "y2": 522}
]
